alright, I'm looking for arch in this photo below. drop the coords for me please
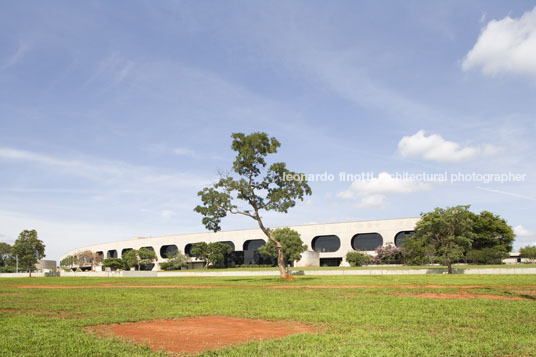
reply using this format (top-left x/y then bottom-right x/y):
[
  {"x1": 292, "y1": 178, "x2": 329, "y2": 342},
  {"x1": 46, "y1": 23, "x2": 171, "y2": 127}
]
[
  {"x1": 243, "y1": 239, "x2": 266, "y2": 251},
  {"x1": 351, "y1": 233, "x2": 383, "y2": 251},
  {"x1": 106, "y1": 250, "x2": 117, "y2": 258},
  {"x1": 395, "y1": 231, "x2": 415, "y2": 247},
  {"x1": 219, "y1": 241, "x2": 235, "y2": 251},
  {"x1": 160, "y1": 245, "x2": 178, "y2": 258},
  {"x1": 312, "y1": 235, "x2": 341, "y2": 253},
  {"x1": 184, "y1": 243, "x2": 194, "y2": 257},
  {"x1": 121, "y1": 248, "x2": 133, "y2": 256}
]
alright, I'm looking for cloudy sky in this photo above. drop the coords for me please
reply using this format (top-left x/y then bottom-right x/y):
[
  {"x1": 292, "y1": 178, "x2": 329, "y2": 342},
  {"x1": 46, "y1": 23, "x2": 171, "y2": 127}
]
[{"x1": 1, "y1": 1, "x2": 536, "y2": 260}]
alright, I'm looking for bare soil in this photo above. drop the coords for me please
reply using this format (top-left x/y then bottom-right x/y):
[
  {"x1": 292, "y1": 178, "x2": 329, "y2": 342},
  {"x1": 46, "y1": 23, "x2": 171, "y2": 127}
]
[{"x1": 91, "y1": 316, "x2": 317, "y2": 354}]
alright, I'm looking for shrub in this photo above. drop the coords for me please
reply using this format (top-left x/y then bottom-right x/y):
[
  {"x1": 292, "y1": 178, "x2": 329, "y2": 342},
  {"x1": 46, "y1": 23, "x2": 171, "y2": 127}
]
[
  {"x1": 374, "y1": 244, "x2": 403, "y2": 264},
  {"x1": 346, "y1": 251, "x2": 373, "y2": 267},
  {"x1": 102, "y1": 257, "x2": 123, "y2": 271},
  {"x1": 160, "y1": 250, "x2": 190, "y2": 271},
  {"x1": 466, "y1": 246, "x2": 509, "y2": 264}
]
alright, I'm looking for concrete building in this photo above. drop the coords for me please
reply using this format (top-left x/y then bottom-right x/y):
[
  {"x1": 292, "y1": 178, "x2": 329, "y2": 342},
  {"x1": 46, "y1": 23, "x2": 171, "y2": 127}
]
[
  {"x1": 35, "y1": 259, "x2": 57, "y2": 272},
  {"x1": 61, "y1": 217, "x2": 419, "y2": 270}
]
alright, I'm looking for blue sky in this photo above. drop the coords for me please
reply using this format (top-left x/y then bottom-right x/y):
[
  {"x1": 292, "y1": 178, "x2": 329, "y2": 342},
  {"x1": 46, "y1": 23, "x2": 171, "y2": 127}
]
[{"x1": 1, "y1": 1, "x2": 536, "y2": 260}]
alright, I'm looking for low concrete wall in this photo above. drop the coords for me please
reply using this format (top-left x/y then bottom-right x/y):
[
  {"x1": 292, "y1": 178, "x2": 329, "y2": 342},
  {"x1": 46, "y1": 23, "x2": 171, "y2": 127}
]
[{"x1": 1, "y1": 268, "x2": 535, "y2": 278}]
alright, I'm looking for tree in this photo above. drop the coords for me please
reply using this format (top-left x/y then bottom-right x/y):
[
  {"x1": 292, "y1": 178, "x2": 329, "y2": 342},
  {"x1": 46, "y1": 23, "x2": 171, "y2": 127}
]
[
  {"x1": 346, "y1": 251, "x2": 373, "y2": 267},
  {"x1": 258, "y1": 228, "x2": 307, "y2": 266},
  {"x1": 520, "y1": 246, "x2": 536, "y2": 263},
  {"x1": 191, "y1": 242, "x2": 232, "y2": 269},
  {"x1": 408, "y1": 205, "x2": 474, "y2": 274},
  {"x1": 0, "y1": 242, "x2": 14, "y2": 268},
  {"x1": 12, "y1": 230, "x2": 45, "y2": 277},
  {"x1": 60, "y1": 255, "x2": 76, "y2": 270},
  {"x1": 160, "y1": 249, "x2": 190, "y2": 270},
  {"x1": 137, "y1": 248, "x2": 157, "y2": 270},
  {"x1": 194, "y1": 132, "x2": 312, "y2": 279},
  {"x1": 102, "y1": 258, "x2": 123, "y2": 271},
  {"x1": 471, "y1": 211, "x2": 514, "y2": 251},
  {"x1": 122, "y1": 248, "x2": 157, "y2": 271}
]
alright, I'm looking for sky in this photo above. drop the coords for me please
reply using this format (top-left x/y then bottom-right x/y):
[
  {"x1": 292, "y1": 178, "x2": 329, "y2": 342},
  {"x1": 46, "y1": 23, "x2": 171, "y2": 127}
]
[{"x1": 1, "y1": 1, "x2": 536, "y2": 261}]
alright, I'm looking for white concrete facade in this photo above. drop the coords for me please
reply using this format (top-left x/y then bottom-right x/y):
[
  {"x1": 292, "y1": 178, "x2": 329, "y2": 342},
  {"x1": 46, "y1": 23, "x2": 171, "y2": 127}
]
[{"x1": 61, "y1": 217, "x2": 420, "y2": 269}]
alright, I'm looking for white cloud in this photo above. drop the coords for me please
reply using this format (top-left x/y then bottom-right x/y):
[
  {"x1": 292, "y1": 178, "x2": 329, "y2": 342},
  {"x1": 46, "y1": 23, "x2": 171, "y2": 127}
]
[
  {"x1": 338, "y1": 172, "x2": 430, "y2": 208},
  {"x1": 357, "y1": 194, "x2": 387, "y2": 208},
  {"x1": 514, "y1": 225, "x2": 533, "y2": 237},
  {"x1": 514, "y1": 225, "x2": 536, "y2": 247},
  {"x1": 462, "y1": 6, "x2": 536, "y2": 78},
  {"x1": 398, "y1": 130, "x2": 501, "y2": 162}
]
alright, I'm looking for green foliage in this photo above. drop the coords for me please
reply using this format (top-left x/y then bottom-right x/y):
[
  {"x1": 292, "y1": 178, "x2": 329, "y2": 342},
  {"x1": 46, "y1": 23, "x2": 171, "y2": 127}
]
[
  {"x1": 102, "y1": 258, "x2": 123, "y2": 271},
  {"x1": 122, "y1": 248, "x2": 157, "y2": 271},
  {"x1": 258, "y1": 228, "x2": 307, "y2": 265},
  {"x1": 159, "y1": 249, "x2": 190, "y2": 271},
  {"x1": 471, "y1": 210, "x2": 514, "y2": 251},
  {"x1": 346, "y1": 251, "x2": 373, "y2": 266},
  {"x1": 193, "y1": 132, "x2": 311, "y2": 277},
  {"x1": 0, "y1": 242, "x2": 15, "y2": 268},
  {"x1": 374, "y1": 244, "x2": 403, "y2": 264},
  {"x1": 407, "y1": 205, "x2": 474, "y2": 273},
  {"x1": 466, "y1": 246, "x2": 509, "y2": 264},
  {"x1": 191, "y1": 242, "x2": 232, "y2": 268},
  {"x1": 60, "y1": 255, "x2": 76, "y2": 269},
  {"x1": 520, "y1": 246, "x2": 536, "y2": 263},
  {"x1": 12, "y1": 230, "x2": 45, "y2": 275}
]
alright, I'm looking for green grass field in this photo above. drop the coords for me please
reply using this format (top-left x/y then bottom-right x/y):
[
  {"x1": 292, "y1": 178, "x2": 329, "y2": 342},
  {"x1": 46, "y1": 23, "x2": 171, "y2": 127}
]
[{"x1": 1, "y1": 275, "x2": 535, "y2": 356}]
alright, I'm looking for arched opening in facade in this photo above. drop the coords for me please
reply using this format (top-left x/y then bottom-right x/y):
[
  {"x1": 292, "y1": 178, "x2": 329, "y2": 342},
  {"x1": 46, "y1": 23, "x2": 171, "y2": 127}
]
[
  {"x1": 312, "y1": 235, "x2": 341, "y2": 253},
  {"x1": 351, "y1": 233, "x2": 383, "y2": 251},
  {"x1": 394, "y1": 231, "x2": 415, "y2": 247},
  {"x1": 160, "y1": 245, "x2": 178, "y2": 259}
]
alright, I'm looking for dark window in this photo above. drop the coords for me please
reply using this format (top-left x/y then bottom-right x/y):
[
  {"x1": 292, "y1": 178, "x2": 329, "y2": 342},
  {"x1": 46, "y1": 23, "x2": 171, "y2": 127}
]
[
  {"x1": 351, "y1": 233, "x2": 383, "y2": 251},
  {"x1": 320, "y1": 258, "x2": 342, "y2": 267},
  {"x1": 243, "y1": 239, "x2": 266, "y2": 251},
  {"x1": 184, "y1": 243, "x2": 194, "y2": 257},
  {"x1": 243, "y1": 239, "x2": 271, "y2": 265},
  {"x1": 394, "y1": 231, "x2": 415, "y2": 247},
  {"x1": 219, "y1": 241, "x2": 235, "y2": 251},
  {"x1": 121, "y1": 248, "x2": 132, "y2": 256},
  {"x1": 95, "y1": 251, "x2": 104, "y2": 258},
  {"x1": 107, "y1": 250, "x2": 117, "y2": 258},
  {"x1": 312, "y1": 235, "x2": 341, "y2": 253},
  {"x1": 160, "y1": 245, "x2": 178, "y2": 258}
]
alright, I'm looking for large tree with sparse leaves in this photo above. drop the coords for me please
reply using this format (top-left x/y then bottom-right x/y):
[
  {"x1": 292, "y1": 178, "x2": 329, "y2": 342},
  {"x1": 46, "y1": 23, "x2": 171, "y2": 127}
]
[{"x1": 194, "y1": 132, "x2": 311, "y2": 279}]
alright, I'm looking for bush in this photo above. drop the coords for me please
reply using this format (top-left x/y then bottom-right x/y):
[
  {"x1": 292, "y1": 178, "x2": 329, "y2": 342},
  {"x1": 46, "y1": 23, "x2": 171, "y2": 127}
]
[
  {"x1": 346, "y1": 251, "x2": 373, "y2": 267},
  {"x1": 466, "y1": 246, "x2": 509, "y2": 264},
  {"x1": 374, "y1": 244, "x2": 403, "y2": 264},
  {"x1": 0, "y1": 266, "x2": 15, "y2": 273},
  {"x1": 102, "y1": 258, "x2": 123, "y2": 271}
]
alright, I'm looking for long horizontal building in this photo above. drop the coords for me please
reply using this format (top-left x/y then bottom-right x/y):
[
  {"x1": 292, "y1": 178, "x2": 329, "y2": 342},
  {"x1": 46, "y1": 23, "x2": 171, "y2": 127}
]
[{"x1": 61, "y1": 217, "x2": 419, "y2": 269}]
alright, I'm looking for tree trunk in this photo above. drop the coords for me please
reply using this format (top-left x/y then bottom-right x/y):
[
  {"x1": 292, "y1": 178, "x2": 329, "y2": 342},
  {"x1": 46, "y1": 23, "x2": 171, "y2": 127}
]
[{"x1": 446, "y1": 256, "x2": 452, "y2": 274}]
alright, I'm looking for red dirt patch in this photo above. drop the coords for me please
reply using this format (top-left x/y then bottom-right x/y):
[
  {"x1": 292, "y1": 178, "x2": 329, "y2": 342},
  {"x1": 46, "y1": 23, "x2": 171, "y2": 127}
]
[
  {"x1": 91, "y1": 316, "x2": 317, "y2": 354},
  {"x1": 396, "y1": 291, "x2": 526, "y2": 301}
]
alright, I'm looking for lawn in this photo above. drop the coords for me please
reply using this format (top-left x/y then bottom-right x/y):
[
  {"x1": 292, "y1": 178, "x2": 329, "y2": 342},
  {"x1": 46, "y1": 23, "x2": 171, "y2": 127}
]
[{"x1": 1, "y1": 275, "x2": 535, "y2": 356}]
